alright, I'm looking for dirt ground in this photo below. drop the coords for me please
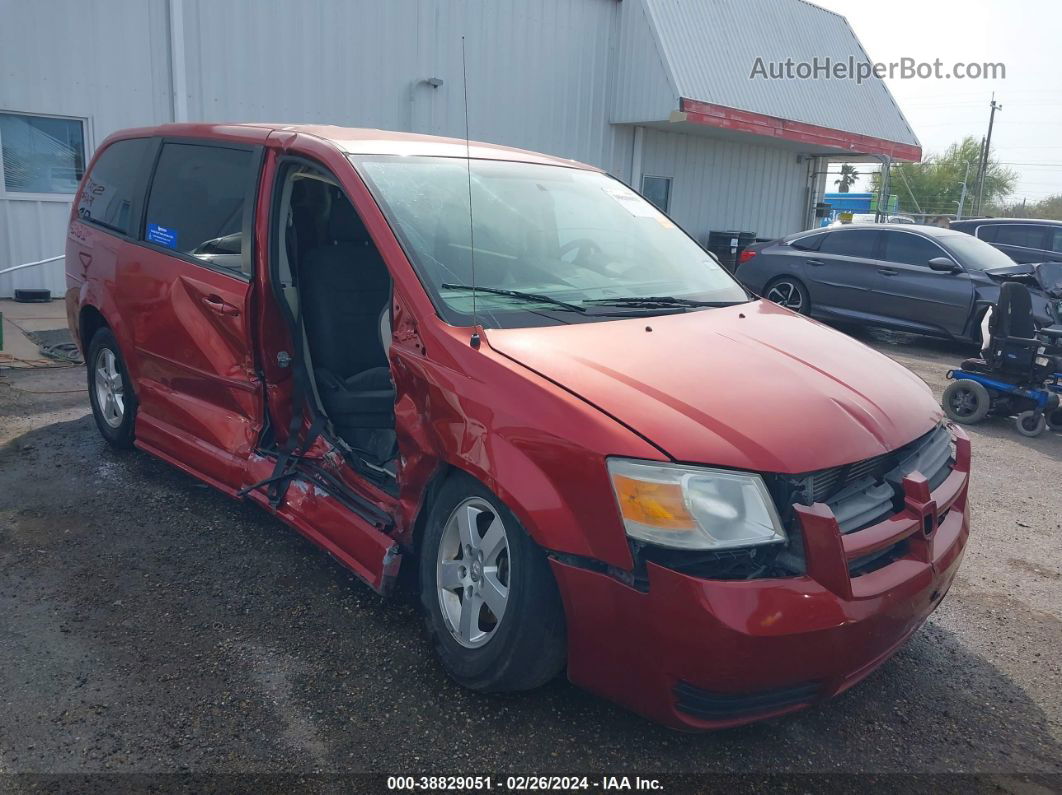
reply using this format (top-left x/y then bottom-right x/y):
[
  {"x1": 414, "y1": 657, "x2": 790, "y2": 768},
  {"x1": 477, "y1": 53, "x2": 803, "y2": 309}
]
[{"x1": 0, "y1": 326, "x2": 1059, "y2": 786}]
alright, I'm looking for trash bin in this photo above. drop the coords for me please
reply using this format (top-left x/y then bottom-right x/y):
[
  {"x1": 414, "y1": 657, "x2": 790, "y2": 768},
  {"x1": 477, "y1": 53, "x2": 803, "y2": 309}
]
[{"x1": 706, "y1": 231, "x2": 756, "y2": 272}]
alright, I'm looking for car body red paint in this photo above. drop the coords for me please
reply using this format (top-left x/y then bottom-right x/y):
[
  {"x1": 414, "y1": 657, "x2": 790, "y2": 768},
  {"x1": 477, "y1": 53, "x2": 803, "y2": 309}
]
[{"x1": 67, "y1": 123, "x2": 969, "y2": 730}]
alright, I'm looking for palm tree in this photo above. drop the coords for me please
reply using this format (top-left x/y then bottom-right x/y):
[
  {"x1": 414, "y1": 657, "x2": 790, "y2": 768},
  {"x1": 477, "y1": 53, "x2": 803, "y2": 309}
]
[{"x1": 834, "y1": 164, "x2": 860, "y2": 193}]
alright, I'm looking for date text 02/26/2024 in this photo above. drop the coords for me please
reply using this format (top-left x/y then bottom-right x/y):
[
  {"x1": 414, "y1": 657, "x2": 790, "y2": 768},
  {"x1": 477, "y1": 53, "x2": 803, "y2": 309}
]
[{"x1": 387, "y1": 776, "x2": 663, "y2": 791}]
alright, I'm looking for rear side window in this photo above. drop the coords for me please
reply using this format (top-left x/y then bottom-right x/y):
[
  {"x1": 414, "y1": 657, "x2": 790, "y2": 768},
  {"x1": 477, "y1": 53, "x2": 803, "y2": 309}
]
[
  {"x1": 144, "y1": 142, "x2": 257, "y2": 275},
  {"x1": 76, "y1": 137, "x2": 151, "y2": 235},
  {"x1": 975, "y1": 224, "x2": 997, "y2": 242},
  {"x1": 881, "y1": 231, "x2": 946, "y2": 267},
  {"x1": 1051, "y1": 228, "x2": 1062, "y2": 254},
  {"x1": 819, "y1": 229, "x2": 879, "y2": 258},
  {"x1": 993, "y1": 224, "x2": 1047, "y2": 249},
  {"x1": 790, "y1": 233, "x2": 825, "y2": 251}
]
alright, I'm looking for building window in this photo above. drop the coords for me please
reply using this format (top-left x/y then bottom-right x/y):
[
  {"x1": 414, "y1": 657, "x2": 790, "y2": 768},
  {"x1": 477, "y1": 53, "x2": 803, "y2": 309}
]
[
  {"x1": 641, "y1": 175, "x2": 672, "y2": 213},
  {"x1": 0, "y1": 112, "x2": 86, "y2": 195}
]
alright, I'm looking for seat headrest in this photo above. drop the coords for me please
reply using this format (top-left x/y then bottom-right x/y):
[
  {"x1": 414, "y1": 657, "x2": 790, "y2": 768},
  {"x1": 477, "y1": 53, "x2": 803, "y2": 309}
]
[
  {"x1": 330, "y1": 196, "x2": 370, "y2": 244},
  {"x1": 995, "y1": 281, "x2": 1035, "y2": 338}
]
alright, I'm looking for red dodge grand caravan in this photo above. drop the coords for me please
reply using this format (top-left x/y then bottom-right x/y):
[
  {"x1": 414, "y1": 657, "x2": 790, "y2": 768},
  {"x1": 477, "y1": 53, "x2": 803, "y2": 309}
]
[{"x1": 66, "y1": 124, "x2": 970, "y2": 729}]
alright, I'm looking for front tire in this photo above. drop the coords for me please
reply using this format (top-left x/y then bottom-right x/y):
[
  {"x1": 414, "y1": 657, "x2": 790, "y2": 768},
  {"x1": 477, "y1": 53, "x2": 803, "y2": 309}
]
[
  {"x1": 419, "y1": 473, "x2": 566, "y2": 692},
  {"x1": 764, "y1": 277, "x2": 810, "y2": 315},
  {"x1": 1015, "y1": 410, "x2": 1046, "y2": 438},
  {"x1": 942, "y1": 380, "x2": 992, "y2": 424},
  {"x1": 87, "y1": 328, "x2": 136, "y2": 449}
]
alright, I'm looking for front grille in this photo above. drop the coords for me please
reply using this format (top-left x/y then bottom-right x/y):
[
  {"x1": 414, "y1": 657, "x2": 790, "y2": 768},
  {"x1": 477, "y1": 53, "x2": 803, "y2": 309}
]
[
  {"x1": 674, "y1": 680, "x2": 821, "y2": 721},
  {"x1": 791, "y1": 424, "x2": 954, "y2": 535}
]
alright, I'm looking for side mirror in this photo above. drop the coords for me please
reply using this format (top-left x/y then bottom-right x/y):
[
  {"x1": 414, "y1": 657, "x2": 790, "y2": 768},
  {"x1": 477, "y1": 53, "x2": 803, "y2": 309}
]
[{"x1": 929, "y1": 257, "x2": 960, "y2": 273}]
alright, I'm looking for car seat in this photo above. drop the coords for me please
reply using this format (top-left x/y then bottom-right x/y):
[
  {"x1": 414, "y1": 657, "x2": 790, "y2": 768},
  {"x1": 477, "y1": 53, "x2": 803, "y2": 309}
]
[{"x1": 299, "y1": 194, "x2": 397, "y2": 463}]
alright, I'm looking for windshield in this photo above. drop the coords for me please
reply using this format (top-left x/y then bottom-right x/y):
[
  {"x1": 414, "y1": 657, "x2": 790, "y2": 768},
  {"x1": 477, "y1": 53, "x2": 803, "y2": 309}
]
[
  {"x1": 351, "y1": 156, "x2": 748, "y2": 328},
  {"x1": 938, "y1": 232, "x2": 1018, "y2": 271}
]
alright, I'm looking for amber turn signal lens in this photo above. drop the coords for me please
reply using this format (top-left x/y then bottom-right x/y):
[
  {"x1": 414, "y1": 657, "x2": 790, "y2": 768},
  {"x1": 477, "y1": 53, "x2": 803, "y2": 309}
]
[{"x1": 611, "y1": 474, "x2": 696, "y2": 531}]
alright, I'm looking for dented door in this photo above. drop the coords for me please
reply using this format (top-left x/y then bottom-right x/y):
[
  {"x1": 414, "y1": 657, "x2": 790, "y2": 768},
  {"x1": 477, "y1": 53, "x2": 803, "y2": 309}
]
[{"x1": 120, "y1": 139, "x2": 264, "y2": 490}]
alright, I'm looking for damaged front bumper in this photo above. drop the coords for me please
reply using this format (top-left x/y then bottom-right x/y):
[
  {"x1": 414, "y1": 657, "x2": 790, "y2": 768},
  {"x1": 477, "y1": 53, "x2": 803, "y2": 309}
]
[{"x1": 550, "y1": 426, "x2": 971, "y2": 730}]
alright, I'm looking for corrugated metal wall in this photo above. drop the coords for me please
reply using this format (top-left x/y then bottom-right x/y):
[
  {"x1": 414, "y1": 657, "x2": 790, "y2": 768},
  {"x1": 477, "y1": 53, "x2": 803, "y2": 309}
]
[
  {"x1": 0, "y1": 0, "x2": 173, "y2": 296},
  {"x1": 641, "y1": 127, "x2": 809, "y2": 241},
  {"x1": 1, "y1": 0, "x2": 830, "y2": 296}
]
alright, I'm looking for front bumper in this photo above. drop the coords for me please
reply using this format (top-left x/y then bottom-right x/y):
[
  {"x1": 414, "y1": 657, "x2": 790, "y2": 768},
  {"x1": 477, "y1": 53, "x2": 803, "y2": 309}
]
[{"x1": 551, "y1": 426, "x2": 971, "y2": 730}]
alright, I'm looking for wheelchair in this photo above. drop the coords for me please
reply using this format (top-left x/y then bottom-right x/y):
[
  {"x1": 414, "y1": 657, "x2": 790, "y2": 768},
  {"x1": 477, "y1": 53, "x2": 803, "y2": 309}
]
[{"x1": 943, "y1": 281, "x2": 1062, "y2": 437}]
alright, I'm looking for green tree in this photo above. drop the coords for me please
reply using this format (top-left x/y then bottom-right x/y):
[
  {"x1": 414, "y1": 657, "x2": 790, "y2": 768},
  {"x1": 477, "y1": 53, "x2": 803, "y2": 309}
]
[
  {"x1": 871, "y1": 136, "x2": 1017, "y2": 217},
  {"x1": 986, "y1": 193, "x2": 1062, "y2": 220},
  {"x1": 834, "y1": 163, "x2": 860, "y2": 193}
]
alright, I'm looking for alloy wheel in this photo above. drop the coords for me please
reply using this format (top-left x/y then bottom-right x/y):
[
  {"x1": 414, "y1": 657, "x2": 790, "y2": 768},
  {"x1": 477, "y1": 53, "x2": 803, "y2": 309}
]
[
  {"x1": 436, "y1": 497, "x2": 511, "y2": 649},
  {"x1": 766, "y1": 280, "x2": 804, "y2": 312},
  {"x1": 94, "y1": 348, "x2": 125, "y2": 429}
]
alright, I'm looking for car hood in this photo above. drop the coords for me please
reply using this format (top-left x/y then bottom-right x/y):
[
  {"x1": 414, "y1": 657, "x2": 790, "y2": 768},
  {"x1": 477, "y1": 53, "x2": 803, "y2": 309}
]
[
  {"x1": 485, "y1": 301, "x2": 941, "y2": 473},
  {"x1": 985, "y1": 262, "x2": 1062, "y2": 297}
]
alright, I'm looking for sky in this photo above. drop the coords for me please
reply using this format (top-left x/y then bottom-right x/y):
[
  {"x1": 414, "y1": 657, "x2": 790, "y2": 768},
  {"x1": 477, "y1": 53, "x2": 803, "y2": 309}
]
[{"x1": 811, "y1": 0, "x2": 1062, "y2": 206}]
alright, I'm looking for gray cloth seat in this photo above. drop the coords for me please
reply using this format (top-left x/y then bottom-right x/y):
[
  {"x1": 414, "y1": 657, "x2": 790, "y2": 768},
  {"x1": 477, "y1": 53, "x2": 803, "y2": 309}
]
[{"x1": 300, "y1": 194, "x2": 396, "y2": 457}]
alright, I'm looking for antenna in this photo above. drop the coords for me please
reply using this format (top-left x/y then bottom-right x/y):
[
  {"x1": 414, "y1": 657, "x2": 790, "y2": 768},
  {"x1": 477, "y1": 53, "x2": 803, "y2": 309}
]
[{"x1": 461, "y1": 35, "x2": 480, "y2": 348}]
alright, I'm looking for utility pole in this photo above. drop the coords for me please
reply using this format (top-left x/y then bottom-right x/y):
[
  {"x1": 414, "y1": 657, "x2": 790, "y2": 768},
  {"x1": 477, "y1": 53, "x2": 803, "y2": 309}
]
[
  {"x1": 956, "y1": 160, "x2": 971, "y2": 220},
  {"x1": 975, "y1": 95, "x2": 1002, "y2": 215},
  {"x1": 876, "y1": 156, "x2": 891, "y2": 222}
]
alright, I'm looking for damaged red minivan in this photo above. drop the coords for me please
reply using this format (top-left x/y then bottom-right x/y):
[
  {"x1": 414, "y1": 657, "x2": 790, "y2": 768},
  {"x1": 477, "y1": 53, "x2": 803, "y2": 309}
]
[{"x1": 66, "y1": 124, "x2": 970, "y2": 729}]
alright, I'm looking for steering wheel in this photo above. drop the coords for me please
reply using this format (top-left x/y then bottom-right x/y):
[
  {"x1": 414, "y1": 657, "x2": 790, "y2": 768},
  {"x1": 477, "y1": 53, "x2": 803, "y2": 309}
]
[{"x1": 559, "y1": 238, "x2": 604, "y2": 266}]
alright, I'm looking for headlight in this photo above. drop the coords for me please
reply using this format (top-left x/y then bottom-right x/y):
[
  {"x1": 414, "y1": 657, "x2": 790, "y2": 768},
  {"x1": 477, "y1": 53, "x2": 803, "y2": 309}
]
[{"x1": 607, "y1": 458, "x2": 786, "y2": 551}]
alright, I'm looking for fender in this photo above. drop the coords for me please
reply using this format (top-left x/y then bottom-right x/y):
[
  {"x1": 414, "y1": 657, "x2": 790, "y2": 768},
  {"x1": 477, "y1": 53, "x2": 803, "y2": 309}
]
[{"x1": 390, "y1": 321, "x2": 662, "y2": 571}]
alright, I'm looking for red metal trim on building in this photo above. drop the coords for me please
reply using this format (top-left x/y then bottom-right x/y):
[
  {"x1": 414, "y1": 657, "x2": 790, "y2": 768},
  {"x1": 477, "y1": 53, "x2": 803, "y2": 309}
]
[{"x1": 679, "y1": 98, "x2": 922, "y2": 162}]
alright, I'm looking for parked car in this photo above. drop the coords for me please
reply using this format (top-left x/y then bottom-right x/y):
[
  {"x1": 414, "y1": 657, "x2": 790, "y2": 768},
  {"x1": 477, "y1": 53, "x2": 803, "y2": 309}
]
[
  {"x1": 67, "y1": 124, "x2": 970, "y2": 730},
  {"x1": 738, "y1": 224, "x2": 1060, "y2": 343},
  {"x1": 949, "y1": 217, "x2": 1062, "y2": 264}
]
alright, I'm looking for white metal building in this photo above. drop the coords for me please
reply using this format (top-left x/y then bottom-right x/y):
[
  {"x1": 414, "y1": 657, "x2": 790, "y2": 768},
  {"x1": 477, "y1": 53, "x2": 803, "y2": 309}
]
[{"x1": 0, "y1": 0, "x2": 920, "y2": 297}]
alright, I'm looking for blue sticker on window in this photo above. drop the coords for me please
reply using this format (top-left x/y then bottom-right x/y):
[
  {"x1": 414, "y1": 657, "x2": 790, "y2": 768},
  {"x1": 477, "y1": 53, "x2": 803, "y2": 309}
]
[{"x1": 146, "y1": 223, "x2": 178, "y2": 249}]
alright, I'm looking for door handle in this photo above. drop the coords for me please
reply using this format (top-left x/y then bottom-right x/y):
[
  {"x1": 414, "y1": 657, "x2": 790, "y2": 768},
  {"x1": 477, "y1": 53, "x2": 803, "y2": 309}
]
[
  {"x1": 878, "y1": 268, "x2": 898, "y2": 276},
  {"x1": 201, "y1": 294, "x2": 240, "y2": 317},
  {"x1": 806, "y1": 258, "x2": 825, "y2": 266}
]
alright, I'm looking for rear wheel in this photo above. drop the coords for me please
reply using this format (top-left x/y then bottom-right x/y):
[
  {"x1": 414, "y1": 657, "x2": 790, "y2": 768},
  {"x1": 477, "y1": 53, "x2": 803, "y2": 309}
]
[
  {"x1": 419, "y1": 473, "x2": 566, "y2": 692},
  {"x1": 942, "y1": 380, "x2": 991, "y2": 424},
  {"x1": 1015, "y1": 410, "x2": 1046, "y2": 438},
  {"x1": 764, "y1": 277, "x2": 809, "y2": 315},
  {"x1": 87, "y1": 328, "x2": 136, "y2": 449}
]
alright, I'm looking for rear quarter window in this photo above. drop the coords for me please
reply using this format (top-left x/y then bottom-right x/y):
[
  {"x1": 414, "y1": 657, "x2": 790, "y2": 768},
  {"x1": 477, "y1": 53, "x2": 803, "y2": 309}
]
[{"x1": 76, "y1": 137, "x2": 152, "y2": 235}]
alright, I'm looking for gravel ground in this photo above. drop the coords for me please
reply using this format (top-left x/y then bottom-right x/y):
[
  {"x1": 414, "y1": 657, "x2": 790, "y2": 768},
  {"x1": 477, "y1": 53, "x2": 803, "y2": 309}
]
[{"x1": 0, "y1": 328, "x2": 1059, "y2": 785}]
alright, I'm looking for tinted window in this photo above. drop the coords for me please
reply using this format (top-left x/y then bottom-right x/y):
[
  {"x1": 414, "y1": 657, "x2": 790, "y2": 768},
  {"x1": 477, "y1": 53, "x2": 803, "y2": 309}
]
[
  {"x1": 0, "y1": 113, "x2": 86, "y2": 194},
  {"x1": 819, "y1": 229, "x2": 879, "y2": 258},
  {"x1": 1051, "y1": 229, "x2": 1062, "y2": 254},
  {"x1": 790, "y1": 233, "x2": 825, "y2": 251},
  {"x1": 882, "y1": 231, "x2": 947, "y2": 267},
  {"x1": 144, "y1": 143, "x2": 256, "y2": 274},
  {"x1": 994, "y1": 224, "x2": 1047, "y2": 249},
  {"x1": 975, "y1": 224, "x2": 997, "y2": 242},
  {"x1": 76, "y1": 138, "x2": 150, "y2": 235}
]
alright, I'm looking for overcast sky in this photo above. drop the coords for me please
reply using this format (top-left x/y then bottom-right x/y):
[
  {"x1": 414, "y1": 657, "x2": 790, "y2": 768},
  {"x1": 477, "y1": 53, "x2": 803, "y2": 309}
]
[{"x1": 812, "y1": 0, "x2": 1061, "y2": 205}]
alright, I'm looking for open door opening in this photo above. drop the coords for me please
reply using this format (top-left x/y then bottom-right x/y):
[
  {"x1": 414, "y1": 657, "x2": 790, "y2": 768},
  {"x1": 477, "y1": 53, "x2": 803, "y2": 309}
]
[{"x1": 273, "y1": 161, "x2": 399, "y2": 486}]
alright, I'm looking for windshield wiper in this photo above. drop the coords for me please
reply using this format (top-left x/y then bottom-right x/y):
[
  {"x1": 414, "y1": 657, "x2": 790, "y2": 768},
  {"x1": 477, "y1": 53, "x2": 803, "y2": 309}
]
[
  {"x1": 581, "y1": 296, "x2": 746, "y2": 308},
  {"x1": 440, "y1": 283, "x2": 587, "y2": 313}
]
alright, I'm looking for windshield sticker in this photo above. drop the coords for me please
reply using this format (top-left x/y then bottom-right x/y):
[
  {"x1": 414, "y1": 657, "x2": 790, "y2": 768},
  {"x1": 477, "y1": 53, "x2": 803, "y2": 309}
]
[
  {"x1": 601, "y1": 185, "x2": 661, "y2": 219},
  {"x1": 146, "y1": 223, "x2": 178, "y2": 249}
]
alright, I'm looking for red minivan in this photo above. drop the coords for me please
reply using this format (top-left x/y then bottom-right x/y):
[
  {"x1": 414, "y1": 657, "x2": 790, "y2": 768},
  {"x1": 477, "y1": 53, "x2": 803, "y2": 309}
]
[{"x1": 66, "y1": 123, "x2": 970, "y2": 729}]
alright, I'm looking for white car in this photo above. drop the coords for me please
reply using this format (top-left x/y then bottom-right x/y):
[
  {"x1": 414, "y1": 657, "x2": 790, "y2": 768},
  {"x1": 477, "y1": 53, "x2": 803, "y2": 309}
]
[{"x1": 830, "y1": 213, "x2": 916, "y2": 226}]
